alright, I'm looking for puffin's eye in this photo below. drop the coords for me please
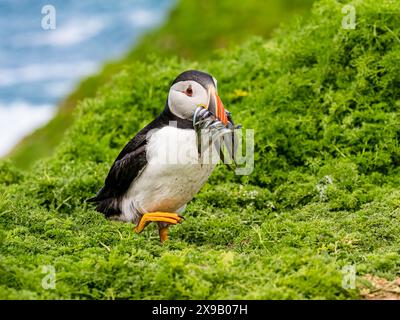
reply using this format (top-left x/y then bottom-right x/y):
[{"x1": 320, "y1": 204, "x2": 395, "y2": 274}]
[{"x1": 185, "y1": 85, "x2": 193, "y2": 97}]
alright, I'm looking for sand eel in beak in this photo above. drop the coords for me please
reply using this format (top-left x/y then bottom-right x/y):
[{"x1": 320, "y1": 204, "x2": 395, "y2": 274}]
[{"x1": 88, "y1": 70, "x2": 239, "y2": 242}]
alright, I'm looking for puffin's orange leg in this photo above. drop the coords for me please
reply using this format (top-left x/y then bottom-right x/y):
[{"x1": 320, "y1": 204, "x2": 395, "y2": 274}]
[
  {"x1": 134, "y1": 212, "x2": 184, "y2": 241},
  {"x1": 159, "y1": 227, "x2": 169, "y2": 243}
]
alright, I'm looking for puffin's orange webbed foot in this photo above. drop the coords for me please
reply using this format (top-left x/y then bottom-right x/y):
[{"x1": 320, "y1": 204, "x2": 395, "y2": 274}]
[{"x1": 134, "y1": 212, "x2": 184, "y2": 242}]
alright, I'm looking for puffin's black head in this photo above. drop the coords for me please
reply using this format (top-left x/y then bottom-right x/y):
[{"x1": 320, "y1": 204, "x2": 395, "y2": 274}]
[{"x1": 167, "y1": 70, "x2": 228, "y2": 125}]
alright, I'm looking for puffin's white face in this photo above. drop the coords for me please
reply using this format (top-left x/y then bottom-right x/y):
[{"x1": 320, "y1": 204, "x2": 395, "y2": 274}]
[{"x1": 168, "y1": 80, "x2": 210, "y2": 120}]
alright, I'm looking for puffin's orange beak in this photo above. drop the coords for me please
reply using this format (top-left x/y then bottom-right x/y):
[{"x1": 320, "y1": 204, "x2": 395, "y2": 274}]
[
  {"x1": 215, "y1": 94, "x2": 228, "y2": 126},
  {"x1": 207, "y1": 86, "x2": 228, "y2": 126}
]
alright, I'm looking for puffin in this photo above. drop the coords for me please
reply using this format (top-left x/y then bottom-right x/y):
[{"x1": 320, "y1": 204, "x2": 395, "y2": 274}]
[{"x1": 89, "y1": 70, "x2": 236, "y2": 242}]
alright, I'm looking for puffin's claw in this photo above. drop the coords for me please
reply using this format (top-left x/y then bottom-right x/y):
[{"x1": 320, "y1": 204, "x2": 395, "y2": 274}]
[{"x1": 134, "y1": 212, "x2": 184, "y2": 242}]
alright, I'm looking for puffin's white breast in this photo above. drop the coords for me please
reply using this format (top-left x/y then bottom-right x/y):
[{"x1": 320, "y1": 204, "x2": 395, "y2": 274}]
[{"x1": 121, "y1": 126, "x2": 219, "y2": 222}]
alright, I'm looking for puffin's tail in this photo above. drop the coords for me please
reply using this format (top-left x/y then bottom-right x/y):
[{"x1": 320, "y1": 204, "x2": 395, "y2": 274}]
[
  {"x1": 87, "y1": 195, "x2": 122, "y2": 218},
  {"x1": 86, "y1": 196, "x2": 98, "y2": 203},
  {"x1": 86, "y1": 186, "x2": 107, "y2": 203}
]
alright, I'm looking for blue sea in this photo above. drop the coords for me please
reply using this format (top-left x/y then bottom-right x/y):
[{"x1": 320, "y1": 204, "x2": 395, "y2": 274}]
[{"x1": 0, "y1": 0, "x2": 174, "y2": 156}]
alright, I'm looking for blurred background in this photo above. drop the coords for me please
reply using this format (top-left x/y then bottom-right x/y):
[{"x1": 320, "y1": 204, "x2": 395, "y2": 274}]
[
  {"x1": 0, "y1": 0, "x2": 173, "y2": 158},
  {"x1": 0, "y1": 0, "x2": 314, "y2": 169}
]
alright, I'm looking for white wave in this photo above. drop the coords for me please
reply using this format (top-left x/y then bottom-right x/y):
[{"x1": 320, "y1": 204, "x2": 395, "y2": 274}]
[
  {"x1": 128, "y1": 8, "x2": 163, "y2": 27},
  {"x1": 12, "y1": 17, "x2": 106, "y2": 47},
  {"x1": 0, "y1": 61, "x2": 98, "y2": 87},
  {"x1": 0, "y1": 101, "x2": 55, "y2": 157},
  {"x1": 44, "y1": 81, "x2": 74, "y2": 98}
]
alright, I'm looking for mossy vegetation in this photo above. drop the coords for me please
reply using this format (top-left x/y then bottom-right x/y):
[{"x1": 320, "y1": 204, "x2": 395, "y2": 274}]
[{"x1": 1, "y1": 0, "x2": 400, "y2": 299}]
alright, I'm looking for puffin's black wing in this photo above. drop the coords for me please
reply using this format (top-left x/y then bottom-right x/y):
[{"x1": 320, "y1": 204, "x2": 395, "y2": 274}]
[
  {"x1": 89, "y1": 115, "x2": 164, "y2": 203},
  {"x1": 97, "y1": 144, "x2": 147, "y2": 200}
]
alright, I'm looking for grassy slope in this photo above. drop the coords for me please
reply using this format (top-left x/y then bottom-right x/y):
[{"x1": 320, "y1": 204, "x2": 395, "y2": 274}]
[
  {"x1": 1, "y1": 0, "x2": 400, "y2": 299},
  {"x1": 7, "y1": 0, "x2": 314, "y2": 170}
]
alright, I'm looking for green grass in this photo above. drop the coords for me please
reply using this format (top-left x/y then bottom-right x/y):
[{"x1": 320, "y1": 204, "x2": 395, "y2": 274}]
[
  {"x1": 6, "y1": 0, "x2": 314, "y2": 170},
  {"x1": 1, "y1": 0, "x2": 400, "y2": 299}
]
